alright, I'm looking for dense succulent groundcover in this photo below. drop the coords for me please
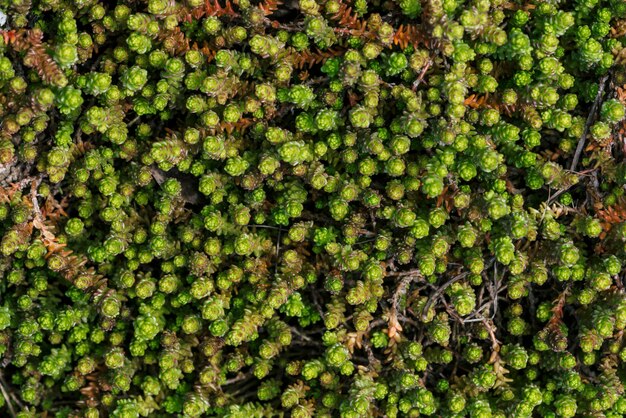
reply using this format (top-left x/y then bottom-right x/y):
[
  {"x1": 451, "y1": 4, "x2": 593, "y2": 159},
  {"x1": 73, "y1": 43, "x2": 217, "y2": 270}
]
[{"x1": 3, "y1": 0, "x2": 626, "y2": 417}]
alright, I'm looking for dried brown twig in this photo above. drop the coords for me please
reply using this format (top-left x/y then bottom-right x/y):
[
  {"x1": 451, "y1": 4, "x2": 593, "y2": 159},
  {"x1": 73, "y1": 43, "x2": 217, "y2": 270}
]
[
  {"x1": 388, "y1": 271, "x2": 423, "y2": 338},
  {"x1": 570, "y1": 74, "x2": 610, "y2": 172},
  {"x1": 0, "y1": 370, "x2": 22, "y2": 418},
  {"x1": 421, "y1": 273, "x2": 468, "y2": 321}
]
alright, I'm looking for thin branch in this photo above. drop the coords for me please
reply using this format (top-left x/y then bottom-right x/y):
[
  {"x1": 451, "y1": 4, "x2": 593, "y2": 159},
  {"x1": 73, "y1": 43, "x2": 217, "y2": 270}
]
[
  {"x1": 396, "y1": 313, "x2": 419, "y2": 327},
  {"x1": 386, "y1": 268, "x2": 422, "y2": 278},
  {"x1": 9, "y1": 391, "x2": 23, "y2": 410},
  {"x1": 0, "y1": 372, "x2": 17, "y2": 418},
  {"x1": 309, "y1": 288, "x2": 325, "y2": 318},
  {"x1": 462, "y1": 302, "x2": 491, "y2": 323},
  {"x1": 366, "y1": 318, "x2": 386, "y2": 331},
  {"x1": 490, "y1": 263, "x2": 501, "y2": 320},
  {"x1": 412, "y1": 59, "x2": 432, "y2": 91},
  {"x1": 223, "y1": 371, "x2": 253, "y2": 386},
  {"x1": 421, "y1": 273, "x2": 468, "y2": 321},
  {"x1": 361, "y1": 338, "x2": 381, "y2": 370},
  {"x1": 546, "y1": 186, "x2": 568, "y2": 205},
  {"x1": 388, "y1": 271, "x2": 423, "y2": 338},
  {"x1": 570, "y1": 74, "x2": 609, "y2": 172},
  {"x1": 250, "y1": 224, "x2": 285, "y2": 231},
  {"x1": 126, "y1": 115, "x2": 141, "y2": 127},
  {"x1": 0, "y1": 385, "x2": 15, "y2": 418},
  {"x1": 290, "y1": 326, "x2": 314, "y2": 342},
  {"x1": 274, "y1": 228, "x2": 282, "y2": 277},
  {"x1": 482, "y1": 317, "x2": 501, "y2": 362}
]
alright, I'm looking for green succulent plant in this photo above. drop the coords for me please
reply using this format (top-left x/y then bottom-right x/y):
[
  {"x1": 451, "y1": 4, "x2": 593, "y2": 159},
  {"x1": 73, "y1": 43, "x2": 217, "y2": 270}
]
[{"x1": 1, "y1": 0, "x2": 626, "y2": 417}]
